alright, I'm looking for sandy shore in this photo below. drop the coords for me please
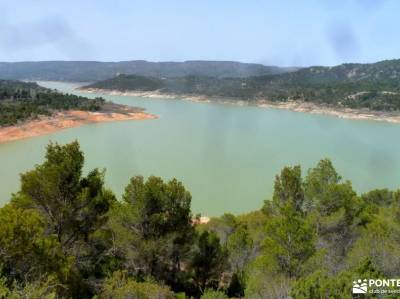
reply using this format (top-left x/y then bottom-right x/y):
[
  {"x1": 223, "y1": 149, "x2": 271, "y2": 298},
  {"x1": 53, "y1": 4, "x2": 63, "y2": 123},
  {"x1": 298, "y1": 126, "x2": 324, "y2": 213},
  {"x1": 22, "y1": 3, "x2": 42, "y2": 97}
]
[
  {"x1": 80, "y1": 88, "x2": 211, "y2": 102},
  {"x1": 256, "y1": 100, "x2": 400, "y2": 124},
  {"x1": 0, "y1": 109, "x2": 156, "y2": 144},
  {"x1": 81, "y1": 87, "x2": 400, "y2": 124}
]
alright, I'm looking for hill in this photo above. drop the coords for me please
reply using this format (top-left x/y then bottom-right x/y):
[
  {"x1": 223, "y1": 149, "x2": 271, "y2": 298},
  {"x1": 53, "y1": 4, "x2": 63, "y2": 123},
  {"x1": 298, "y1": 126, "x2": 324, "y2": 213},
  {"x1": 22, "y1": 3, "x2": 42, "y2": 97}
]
[
  {"x1": 0, "y1": 80, "x2": 103, "y2": 126},
  {"x1": 84, "y1": 59, "x2": 400, "y2": 111},
  {"x1": 0, "y1": 60, "x2": 295, "y2": 82}
]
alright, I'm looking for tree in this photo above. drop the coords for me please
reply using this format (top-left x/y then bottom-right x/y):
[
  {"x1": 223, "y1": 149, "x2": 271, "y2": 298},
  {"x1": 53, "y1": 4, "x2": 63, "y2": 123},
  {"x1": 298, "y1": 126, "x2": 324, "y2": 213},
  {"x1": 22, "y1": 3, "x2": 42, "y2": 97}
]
[
  {"x1": 226, "y1": 224, "x2": 253, "y2": 297},
  {"x1": 362, "y1": 188, "x2": 394, "y2": 207},
  {"x1": 304, "y1": 159, "x2": 359, "y2": 219},
  {"x1": 226, "y1": 224, "x2": 253, "y2": 271},
  {"x1": 291, "y1": 270, "x2": 351, "y2": 299},
  {"x1": 200, "y1": 289, "x2": 228, "y2": 299},
  {"x1": 291, "y1": 259, "x2": 386, "y2": 299},
  {"x1": 11, "y1": 141, "x2": 116, "y2": 298},
  {"x1": 244, "y1": 256, "x2": 292, "y2": 299},
  {"x1": 347, "y1": 211, "x2": 400, "y2": 277},
  {"x1": 264, "y1": 203, "x2": 316, "y2": 278},
  {"x1": 303, "y1": 158, "x2": 341, "y2": 213},
  {"x1": 14, "y1": 141, "x2": 116, "y2": 248},
  {"x1": 0, "y1": 204, "x2": 67, "y2": 285},
  {"x1": 270, "y1": 165, "x2": 304, "y2": 214},
  {"x1": 122, "y1": 176, "x2": 193, "y2": 240},
  {"x1": 109, "y1": 176, "x2": 195, "y2": 291},
  {"x1": 302, "y1": 159, "x2": 363, "y2": 271},
  {"x1": 226, "y1": 272, "x2": 244, "y2": 298},
  {"x1": 202, "y1": 213, "x2": 238, "y2": 245},
  {"x1": 392, "y1": 190, "x2": 400, "y2": 222},
  {"x1": 0, "y1": 275, "x2": 60, "y2": 299},
  {"x1": 190, "y1": 231, "x2": 227, "y2": 294},
  {"x1": 99, "y1": 271, "x2": 175, "y2": 299},
  {"x1": 262, "y1": 165, "x2": 316, "y2": 278}
]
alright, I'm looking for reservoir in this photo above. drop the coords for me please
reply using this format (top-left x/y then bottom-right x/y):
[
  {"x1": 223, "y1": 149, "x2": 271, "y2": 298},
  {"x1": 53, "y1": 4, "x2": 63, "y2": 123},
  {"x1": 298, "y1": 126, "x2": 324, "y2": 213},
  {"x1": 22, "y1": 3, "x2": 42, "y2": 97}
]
[{"x1": 1, "y1": 81, "x2": 400, "y2": 216}]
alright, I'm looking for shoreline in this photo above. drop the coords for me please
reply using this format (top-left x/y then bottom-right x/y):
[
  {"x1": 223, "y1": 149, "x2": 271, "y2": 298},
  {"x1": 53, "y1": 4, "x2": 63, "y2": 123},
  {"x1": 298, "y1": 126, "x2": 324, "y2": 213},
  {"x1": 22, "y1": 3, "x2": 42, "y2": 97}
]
[
  {"x1": 80, "y1": 87, "x2": 400, "y2": 124},
  {"x1": 0, "y1": 107, "x2": 156, "y2": 144}
]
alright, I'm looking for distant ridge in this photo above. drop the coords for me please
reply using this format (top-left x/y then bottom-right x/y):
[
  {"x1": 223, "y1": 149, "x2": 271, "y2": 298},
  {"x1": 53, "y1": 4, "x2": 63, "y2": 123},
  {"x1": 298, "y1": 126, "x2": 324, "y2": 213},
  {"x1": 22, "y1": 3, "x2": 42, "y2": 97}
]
[{"x1": 0, "y1": 60, "x2": 296, "y2": 82}]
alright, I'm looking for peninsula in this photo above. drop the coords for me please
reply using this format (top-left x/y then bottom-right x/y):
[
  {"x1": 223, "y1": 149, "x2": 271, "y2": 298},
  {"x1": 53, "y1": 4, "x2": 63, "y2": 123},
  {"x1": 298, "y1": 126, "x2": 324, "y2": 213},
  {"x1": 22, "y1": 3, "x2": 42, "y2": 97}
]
[
  {"x1": 0, "y1": 80, "x2": 156, "y2": 143},
  {"x1": 80, "y1": 59, "x2": 400, "y2": 123}
]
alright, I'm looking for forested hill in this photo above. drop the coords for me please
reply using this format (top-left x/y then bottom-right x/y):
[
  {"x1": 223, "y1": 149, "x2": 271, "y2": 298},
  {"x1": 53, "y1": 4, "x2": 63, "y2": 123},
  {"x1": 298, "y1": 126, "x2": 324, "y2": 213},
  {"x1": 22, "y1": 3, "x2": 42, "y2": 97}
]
[
  {"x1": 85, "y1": 59, "x2": 400, "y2": 111},
  {"x1": 267, "y1": 59, "x2": 400, "y2": 84},
  {"x1": 0, "y1": 60, "x2": 295, "y2": 82},
  {"x1": 0, "y1": 80, "x2": 105, "y2": 126}
]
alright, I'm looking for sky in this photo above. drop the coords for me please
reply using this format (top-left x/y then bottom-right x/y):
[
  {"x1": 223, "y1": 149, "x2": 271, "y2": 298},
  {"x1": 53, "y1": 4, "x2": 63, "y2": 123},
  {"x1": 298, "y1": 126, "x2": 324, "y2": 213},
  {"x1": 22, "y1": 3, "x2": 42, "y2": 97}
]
[{"x1": 0, "y1": 0, "x2": 398, "y2": 66}]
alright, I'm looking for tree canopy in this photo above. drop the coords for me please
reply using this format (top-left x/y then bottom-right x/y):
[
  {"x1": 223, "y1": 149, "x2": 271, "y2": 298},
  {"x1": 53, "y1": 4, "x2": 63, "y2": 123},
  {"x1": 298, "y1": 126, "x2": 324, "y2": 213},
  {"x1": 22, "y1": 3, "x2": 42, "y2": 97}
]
[{"x1": 0, "y1": 141, "x2": 399, "y2": 298}]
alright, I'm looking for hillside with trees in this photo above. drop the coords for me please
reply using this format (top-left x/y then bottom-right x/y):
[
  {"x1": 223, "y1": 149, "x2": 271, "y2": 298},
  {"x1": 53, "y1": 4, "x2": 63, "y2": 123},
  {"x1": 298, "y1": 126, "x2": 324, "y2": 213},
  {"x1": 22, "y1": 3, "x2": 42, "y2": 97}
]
[
  {"x1": 85, "y1": 59, "x2": 400, "y2": 111},
  {"x1": 1, "y1": 141, "x2": 399, "y2": 298},
  {"x1": 0, "y1": 61, "x2": 295, "y2": 82},
  {"x1": 0, "y1": 80, "x2": 105, "y2": 126}
]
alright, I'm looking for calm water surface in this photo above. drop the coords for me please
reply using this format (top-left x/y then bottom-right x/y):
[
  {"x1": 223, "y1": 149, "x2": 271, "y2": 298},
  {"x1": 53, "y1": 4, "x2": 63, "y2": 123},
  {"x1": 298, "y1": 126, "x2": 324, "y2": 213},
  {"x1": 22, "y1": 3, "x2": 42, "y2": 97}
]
[{"x1": 1, "y1": 81, "x2": 400, "y2": 216}]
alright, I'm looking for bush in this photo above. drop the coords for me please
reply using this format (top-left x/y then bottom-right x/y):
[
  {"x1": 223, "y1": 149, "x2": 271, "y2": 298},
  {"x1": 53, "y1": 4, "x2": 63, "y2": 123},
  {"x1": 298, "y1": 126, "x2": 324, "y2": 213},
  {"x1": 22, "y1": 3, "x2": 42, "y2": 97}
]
[
  {"x1": 200, "y1": 289, "x2": 228, "y2": 299},
  {"x1": 99, "y1": 271, "x2": 175, "y2": 299}
]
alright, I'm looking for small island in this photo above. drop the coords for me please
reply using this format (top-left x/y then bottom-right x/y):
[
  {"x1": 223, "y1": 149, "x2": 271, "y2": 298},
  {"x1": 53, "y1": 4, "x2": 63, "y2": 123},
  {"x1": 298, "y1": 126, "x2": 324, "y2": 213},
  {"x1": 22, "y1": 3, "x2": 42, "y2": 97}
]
[{"x1": 0, "y1": 80, "x2": 156, "y2": 143}]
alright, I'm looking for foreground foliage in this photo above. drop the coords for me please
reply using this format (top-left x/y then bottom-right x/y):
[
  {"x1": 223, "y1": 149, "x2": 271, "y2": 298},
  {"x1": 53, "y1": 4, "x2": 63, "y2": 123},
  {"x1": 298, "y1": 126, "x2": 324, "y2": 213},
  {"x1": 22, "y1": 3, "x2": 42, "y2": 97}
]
[{"x1": 0, "y1": 143, "x2": 399, "y2": 298}]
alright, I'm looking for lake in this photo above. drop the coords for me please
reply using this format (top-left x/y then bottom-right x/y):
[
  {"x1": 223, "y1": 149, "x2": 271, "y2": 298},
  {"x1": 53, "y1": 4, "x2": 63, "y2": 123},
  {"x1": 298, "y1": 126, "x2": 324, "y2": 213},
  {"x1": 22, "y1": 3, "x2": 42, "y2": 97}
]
[{"x1": 1, "y1": 81, "x2": 400, "y2": 216}]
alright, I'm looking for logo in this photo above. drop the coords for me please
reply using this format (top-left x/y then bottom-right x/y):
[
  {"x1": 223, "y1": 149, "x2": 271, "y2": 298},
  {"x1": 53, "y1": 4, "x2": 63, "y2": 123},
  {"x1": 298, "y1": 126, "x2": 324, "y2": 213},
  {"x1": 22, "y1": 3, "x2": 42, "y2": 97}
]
[
  {"x1": 352, "y1": 278, "x2": 400, "y2": 295},
  {"x1": 353, "y1": 279, "x2": 368, "y2": 294}
]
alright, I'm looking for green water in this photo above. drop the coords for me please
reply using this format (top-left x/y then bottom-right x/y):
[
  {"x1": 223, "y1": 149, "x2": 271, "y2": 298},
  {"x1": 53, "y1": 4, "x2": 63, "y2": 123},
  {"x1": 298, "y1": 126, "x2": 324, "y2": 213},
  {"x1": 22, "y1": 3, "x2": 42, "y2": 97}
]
[{"x1": 1, "y1": 81, "x2": 400, "y2": 216}]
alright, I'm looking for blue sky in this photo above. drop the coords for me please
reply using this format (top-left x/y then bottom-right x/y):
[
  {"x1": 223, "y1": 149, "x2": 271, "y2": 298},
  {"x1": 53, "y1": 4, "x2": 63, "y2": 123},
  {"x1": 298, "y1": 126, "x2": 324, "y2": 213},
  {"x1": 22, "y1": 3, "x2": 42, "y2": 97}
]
[{"x1": 0, "y1": 0, "x2": 398, "y2": 66}]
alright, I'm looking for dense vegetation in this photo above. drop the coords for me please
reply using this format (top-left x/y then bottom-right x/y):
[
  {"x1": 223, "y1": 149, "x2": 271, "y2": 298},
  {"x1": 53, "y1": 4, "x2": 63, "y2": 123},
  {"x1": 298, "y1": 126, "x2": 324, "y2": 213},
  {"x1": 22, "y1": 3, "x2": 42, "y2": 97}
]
[
  {"x1": 0, "y1": 80, "x2": 105, "y2": 126},
  {"x1": 1, "y1": 141, "x2": 399, "y2": 298},
  {"x1": 86, "y1": 59, "x2": 400, "y2": 111},
  {"x1": 0, "y1": 61, "x2": 294, "y2": 82}
]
